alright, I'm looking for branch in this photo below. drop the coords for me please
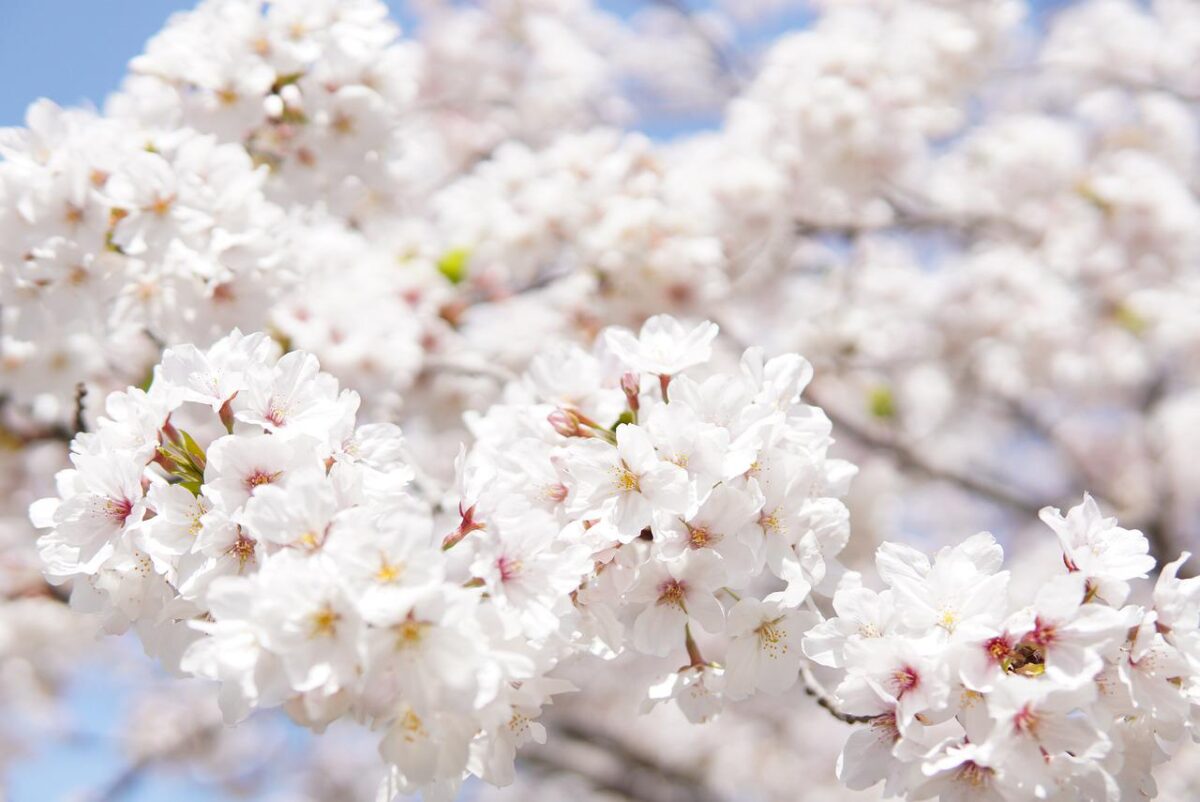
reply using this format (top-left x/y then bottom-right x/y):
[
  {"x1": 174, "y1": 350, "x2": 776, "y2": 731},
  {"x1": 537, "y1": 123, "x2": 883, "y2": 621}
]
[
  {"x1": 799, "y1": 662, "x2": 874, "y2": 726},
  {"x1": 90, "y1": 756, "x2": 153, "y2": 802},
  {"x1": 794, "y1": 192, "x2": 1044, "y2": 246},
  {"x1": 812, "y1": 389, "x2": 1046, "y2": 518},
  {"x1": 86, "y1": 719, "x2": 253, "y2": 802},
  {"x1": 0, "y1": 382, "x2": 88, "y2": 446},
  {"x1": 646, "y1": 0, "x2": 747, "y2": 90},
  {"x1": 527, "y1": 717, "x2": 729, "y2": 802}
]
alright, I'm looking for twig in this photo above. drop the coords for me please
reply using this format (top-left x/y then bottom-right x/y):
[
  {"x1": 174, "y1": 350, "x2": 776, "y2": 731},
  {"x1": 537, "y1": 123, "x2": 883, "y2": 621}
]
[
  {"x1": 812, "y1": 389, "x2": 1046, "y2": 518},
  {"x1": 799, "y1": 662, "x2": 874, "y2": 726},
  {"x1": 647, "y1": 0, "x2": 747, "y2": 90},
  {"x1": 530, "y1": 717, "x2": 729, "y2": 802},
  {"x1": 74, "y1": 382, "x2": 89, "y2": 436},
  {"x1": 91, "y1": 757, "x2": 153, "y2": 802}
]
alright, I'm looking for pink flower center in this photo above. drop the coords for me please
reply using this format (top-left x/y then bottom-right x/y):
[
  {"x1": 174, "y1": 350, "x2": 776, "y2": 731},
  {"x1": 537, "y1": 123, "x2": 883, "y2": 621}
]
[
  {"x1": 890, "y1": 665, "x2": 920, "y2": 697},
  {"x1": 687, "y1": 524, "x2": 721, "y2": 549},
  {"x1": 497, "y1": 556, "x2": 523, "y2": 583},
  {"x1": 264, "y1": 398, "x2": 288, "y2": 426},
  {"x1": 105, "y1": 497, "x2": 133, "y2": 525},
  {"x1": 985, "y1": 635, "x2": 1012, "y2": 665},
  {"x1": 956, "y1": 761, "x2": 995, "y2": 788},
  {"x1": 1013, "y1": 704, "x2": 1040, "y2": 736},
  {"x1": 1028, "y1": 616, "x2": 1057, "y2": 647},
  {"x1": 658, "y1": 579, "x2": 687, "y2": 608},
  {"x1": 244, "y1": 469, "x2": 281, "y2": 492}
]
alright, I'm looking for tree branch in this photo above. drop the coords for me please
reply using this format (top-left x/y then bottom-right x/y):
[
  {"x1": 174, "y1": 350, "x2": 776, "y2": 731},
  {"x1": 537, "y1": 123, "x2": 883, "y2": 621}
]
[
  {"x1": 799, "y1": 662, "x2": 874, "y2": 726},
  {"x1": 811, "y1": 389, "x2": 1046, "y2": 519},
  {"x1": 646, "y1": 0, "x2": 747, "y2": 90},
  {"x1": 527, "y1": 717, "x2": 729, "y2": 802}
]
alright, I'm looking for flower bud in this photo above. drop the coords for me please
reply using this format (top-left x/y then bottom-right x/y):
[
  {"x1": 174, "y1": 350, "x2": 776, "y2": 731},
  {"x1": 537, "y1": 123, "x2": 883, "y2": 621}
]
[
  {"x1": 218, "y1": 395, "x2": 237, "y2": 434},
  {"x1": 621, "y1": 371, "x2": 640, "y2": 412},
  {"x1": 548, "y1": 408, "x2": 583, "y2": 438}
]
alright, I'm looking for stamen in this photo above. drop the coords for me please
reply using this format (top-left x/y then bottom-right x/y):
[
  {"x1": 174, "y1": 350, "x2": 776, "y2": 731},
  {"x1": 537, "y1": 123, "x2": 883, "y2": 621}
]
[
  {"x1": 658, "y1": 579, "x2": 687, "y2": 609},
  {"x1": 310, "y1": 603, "x2": 341, "y2": 638}
]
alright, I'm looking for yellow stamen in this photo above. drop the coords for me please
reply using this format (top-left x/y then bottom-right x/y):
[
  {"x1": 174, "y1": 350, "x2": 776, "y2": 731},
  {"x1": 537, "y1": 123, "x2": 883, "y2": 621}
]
[{"x1": 310, "y1": 604, "x2": 340, "y2": 638}]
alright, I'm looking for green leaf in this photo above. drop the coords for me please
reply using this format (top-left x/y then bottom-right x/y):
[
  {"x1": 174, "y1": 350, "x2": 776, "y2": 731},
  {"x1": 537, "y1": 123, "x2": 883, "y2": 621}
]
[
  {"x1": 103, "y1": 229, "x2": 124, "y2": 254},
  {"x1": 611, "y1": 411, "x2": 634, "y2": 431},
  {"x1": 279, "y1": 108, "x2": 308, "y2": 125},
  {"x1": 868, "y1": 386, "x2": 896, "y2": 420},
  {"x1": 269, "y1": 329, "x2": 293, "y2": 355},
  {"x1": 159, "y1": 430, "x2": 207, "y2": 487},
  {"x1": 180, "y1": 429, "x2": 207, "y2": 470},
  {"x1": 437, "y1": 247, "x2": 471, "y2": 285},
  {"x1": 272, "y1": 71, "x2": 305, "y2": 92},
  {"x1": 1113, "y1": 303, "x2": 1147, "y2": 335}
]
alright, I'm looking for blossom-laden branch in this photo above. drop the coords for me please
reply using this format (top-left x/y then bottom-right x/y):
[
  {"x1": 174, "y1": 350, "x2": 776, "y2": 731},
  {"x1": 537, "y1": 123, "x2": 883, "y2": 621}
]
[
  {"x1": 29, "y1": 318, "x2": 854, "y2": 800},
  {"x1": 800, "y1": 497, "x2": 1198, "y2": 799}
]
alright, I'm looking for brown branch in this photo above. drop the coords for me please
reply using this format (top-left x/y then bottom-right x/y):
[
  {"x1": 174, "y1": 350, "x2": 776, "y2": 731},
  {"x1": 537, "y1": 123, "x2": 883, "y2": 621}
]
[
  {"x1": 794, "y1": 194, "x2": 1044, "y2": 246},
  {"x1": 528, "y1": 717, "x2": 729, "y2": 802},
  {"x1": 646, "y1": 0, "x2": 747, "y2": 90},
  {"x1": 90, "y1": 756, "x2": 154, "y2": 802},
  {"x1": 799, "y1": 663, "x2": 874, "y2": 726},
  {"x1": 811, "y1": 390, "x2": 1046, "y2": 518},
  {"x1": 73, "y1": 382, "x2": 89, "y2": 437}
]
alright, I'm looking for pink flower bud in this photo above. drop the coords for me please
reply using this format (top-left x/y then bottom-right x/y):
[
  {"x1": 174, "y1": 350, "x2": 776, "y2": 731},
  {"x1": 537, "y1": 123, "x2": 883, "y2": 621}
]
[
  {"x1": 218, "y1": 395, "x2": 237, "y2": 434},
  {"x1": 620, "y1": 372, "x2": 640, "y2": 411},
  {"x1": 548, "y1": 408, "x2": 583, "y2": 438}
]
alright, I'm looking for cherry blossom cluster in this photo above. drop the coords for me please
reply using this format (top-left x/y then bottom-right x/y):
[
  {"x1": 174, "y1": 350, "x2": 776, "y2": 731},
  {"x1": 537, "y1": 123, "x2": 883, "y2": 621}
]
[
  {"x1": 0, "y1": 100, "x2": 287, "y2": 424},
  {"x1": 28, "y1": 331, "x2": 579, "y2": 801},
  {"x1": 429, "y1": 130, "x2": 726, "y2": 320},
  {"x1": 111, "y1": 0, "x2": 422, "y2": 220},
  {"x1": 451, "y1": 314, "x2": 855, "y2": 722},
  {"x1": 28, "y1": 315, "x2": 861, "y2": 798},
  {"x1": 805, "y1": 495, "x2": 1200, "y2": 800},
  {"x1": 109, "y1": 0, "x2": 628, "y2": 225}
]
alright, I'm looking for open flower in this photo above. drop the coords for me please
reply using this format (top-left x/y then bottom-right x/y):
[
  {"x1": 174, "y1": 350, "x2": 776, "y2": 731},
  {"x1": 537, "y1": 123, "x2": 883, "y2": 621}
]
[
  {"x1": 604, "y1": 315, "x2": 719, "y2": 377},
  {"x1": 723, "y1": 596, "x2": 812, "y2": 698},
  {"x1": 627, "y1": 549, "x2": 725, "y2": 657},
  {"x1": 559, "y1": 423, "x2": 690, "y2": 539}
]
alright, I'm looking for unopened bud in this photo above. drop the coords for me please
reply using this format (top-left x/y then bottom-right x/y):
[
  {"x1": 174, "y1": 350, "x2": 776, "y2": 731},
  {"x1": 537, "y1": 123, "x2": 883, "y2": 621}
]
[
  {"x1": 219, "y1": 394, "x2": 237, "y2": 434},
  {"x1": 442, "y1": 503, "x2": 484, "y2": 550},
  {"x1": 548, "y1": 408, "x2": 583, "y2": 438},
  {"x1": 620, "y1": 372, "x2": 640, "y2": 412}
]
